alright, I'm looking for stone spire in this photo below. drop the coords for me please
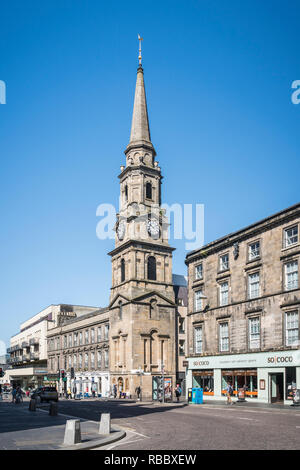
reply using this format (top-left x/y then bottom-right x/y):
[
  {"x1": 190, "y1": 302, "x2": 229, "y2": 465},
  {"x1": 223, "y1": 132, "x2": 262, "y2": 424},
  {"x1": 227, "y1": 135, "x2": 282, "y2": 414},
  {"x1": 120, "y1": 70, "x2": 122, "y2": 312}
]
[{"x1": 125, "y1": 37, "x2": 155, "y2": 155}]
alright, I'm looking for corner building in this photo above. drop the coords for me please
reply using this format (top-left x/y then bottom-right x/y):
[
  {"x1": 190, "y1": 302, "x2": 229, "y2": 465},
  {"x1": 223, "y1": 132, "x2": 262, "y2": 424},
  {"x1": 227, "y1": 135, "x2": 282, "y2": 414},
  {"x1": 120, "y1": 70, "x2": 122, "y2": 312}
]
[
  {"x1": 185, "y1": 203, "x2": 300, "y2": 404},
  {"x1": 108, "y1": 62, "x2": 176, "y2": 400}
]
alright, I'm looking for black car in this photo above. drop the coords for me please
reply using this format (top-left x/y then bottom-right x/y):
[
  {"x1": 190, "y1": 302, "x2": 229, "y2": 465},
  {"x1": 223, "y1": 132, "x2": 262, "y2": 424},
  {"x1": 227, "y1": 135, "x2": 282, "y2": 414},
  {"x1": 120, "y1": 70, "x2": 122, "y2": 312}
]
[{"x1": 31, "y1": 386, "x2": 58, "y2": 402}]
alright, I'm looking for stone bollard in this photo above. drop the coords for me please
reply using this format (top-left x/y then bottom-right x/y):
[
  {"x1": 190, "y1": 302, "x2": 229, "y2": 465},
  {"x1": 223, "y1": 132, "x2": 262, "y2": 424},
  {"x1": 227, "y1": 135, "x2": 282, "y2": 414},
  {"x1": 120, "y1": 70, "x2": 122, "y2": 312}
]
[
  {"x1": 99, "y1": 413, "x2": 111, "y2": 435},
  {"x1": 63, "y1": 419, "x2": 81, "y2": 445},
  {"x1": 29, "y1": 398, "x2": 36, "y2": 411},
  {"x1": 49, "y1": 401, "x2": 58, "y2": 416}
]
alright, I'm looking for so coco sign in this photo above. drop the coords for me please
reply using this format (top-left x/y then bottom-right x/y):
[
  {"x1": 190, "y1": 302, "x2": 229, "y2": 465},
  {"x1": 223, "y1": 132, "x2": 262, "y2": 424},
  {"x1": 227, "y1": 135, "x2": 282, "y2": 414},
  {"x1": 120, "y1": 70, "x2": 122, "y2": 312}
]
[{"x1": 267, "y1": 355, "x2": 294, "y2": 365}]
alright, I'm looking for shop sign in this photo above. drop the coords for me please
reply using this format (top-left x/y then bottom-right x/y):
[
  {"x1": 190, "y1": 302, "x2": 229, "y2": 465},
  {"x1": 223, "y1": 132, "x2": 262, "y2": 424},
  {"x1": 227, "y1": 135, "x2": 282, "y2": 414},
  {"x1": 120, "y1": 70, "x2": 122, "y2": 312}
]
[{"x1": 189, "y1": 350, "x2": 300, "y2": 370}]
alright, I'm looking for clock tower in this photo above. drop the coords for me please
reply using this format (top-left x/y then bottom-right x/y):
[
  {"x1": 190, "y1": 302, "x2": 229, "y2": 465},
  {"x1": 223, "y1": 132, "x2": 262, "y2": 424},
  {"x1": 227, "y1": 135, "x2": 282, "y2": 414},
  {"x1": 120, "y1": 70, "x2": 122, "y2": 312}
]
[{"x1": 108, "y1": 41, "x2": 176, "y2": 399}]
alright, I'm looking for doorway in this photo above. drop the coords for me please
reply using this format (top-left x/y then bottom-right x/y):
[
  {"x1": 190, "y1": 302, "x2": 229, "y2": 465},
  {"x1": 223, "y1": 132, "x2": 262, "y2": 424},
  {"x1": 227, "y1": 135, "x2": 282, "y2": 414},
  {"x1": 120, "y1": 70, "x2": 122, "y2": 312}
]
[{"x1": 270, "y1": 373, "x2": 284, "y2": 403}]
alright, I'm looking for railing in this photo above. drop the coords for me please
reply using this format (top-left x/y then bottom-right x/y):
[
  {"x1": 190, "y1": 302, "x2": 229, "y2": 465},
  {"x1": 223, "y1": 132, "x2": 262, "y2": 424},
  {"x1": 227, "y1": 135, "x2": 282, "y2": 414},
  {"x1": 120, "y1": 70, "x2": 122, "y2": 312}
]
[
  {"x1": 30, "y1": 353, "x2": 39, "y2": 360},
  {"x1": 21, "y1": 341, "x2": 29, "y2": 348}
]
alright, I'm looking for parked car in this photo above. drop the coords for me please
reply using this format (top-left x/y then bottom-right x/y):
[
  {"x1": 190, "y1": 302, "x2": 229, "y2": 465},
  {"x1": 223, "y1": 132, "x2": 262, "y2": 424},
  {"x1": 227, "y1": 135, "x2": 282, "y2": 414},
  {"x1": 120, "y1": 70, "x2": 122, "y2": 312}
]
[{"x1": 31, "y1": 386, "x2": 58, "y2": 402}]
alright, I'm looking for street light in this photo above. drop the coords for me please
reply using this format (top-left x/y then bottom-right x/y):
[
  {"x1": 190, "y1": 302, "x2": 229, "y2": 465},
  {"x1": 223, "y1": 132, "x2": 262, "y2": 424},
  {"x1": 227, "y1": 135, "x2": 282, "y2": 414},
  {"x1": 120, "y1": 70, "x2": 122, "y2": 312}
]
[{"x1": 137, "y1": 366, "x2": 144, "y2": 401}]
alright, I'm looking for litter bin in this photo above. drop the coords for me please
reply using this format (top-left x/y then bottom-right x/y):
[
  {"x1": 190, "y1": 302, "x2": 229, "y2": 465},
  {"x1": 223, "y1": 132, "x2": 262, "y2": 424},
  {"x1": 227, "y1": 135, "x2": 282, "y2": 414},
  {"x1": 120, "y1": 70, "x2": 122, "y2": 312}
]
[
  {"x1": 188, "y1": 388, "x2": 193, "y2": 403},
  {"x1": 192, "y1": 387, "x2": 203, "y2": 404}
]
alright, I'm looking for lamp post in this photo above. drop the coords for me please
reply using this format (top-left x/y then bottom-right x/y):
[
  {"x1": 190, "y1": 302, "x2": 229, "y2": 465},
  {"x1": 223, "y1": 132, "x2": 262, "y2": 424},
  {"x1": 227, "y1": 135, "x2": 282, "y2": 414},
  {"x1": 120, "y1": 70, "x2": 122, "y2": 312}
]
[{"x1": 137, "y1": 367, "x2": 143, "y2": 401}]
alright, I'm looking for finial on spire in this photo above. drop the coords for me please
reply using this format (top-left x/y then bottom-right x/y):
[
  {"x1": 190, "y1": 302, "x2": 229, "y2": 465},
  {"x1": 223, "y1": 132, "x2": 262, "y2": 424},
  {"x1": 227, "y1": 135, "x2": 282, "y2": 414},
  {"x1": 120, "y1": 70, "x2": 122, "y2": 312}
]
[{"x1": 138, "y1": 34, "x2": 143, "y2": 66}]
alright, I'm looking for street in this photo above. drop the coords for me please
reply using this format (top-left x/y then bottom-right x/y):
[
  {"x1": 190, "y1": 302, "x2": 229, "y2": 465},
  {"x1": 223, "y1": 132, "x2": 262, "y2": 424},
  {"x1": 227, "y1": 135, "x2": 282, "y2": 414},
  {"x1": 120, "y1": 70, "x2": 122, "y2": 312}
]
[{"x1": 38, "y1": 399, "x2": 300, "y2": 450}]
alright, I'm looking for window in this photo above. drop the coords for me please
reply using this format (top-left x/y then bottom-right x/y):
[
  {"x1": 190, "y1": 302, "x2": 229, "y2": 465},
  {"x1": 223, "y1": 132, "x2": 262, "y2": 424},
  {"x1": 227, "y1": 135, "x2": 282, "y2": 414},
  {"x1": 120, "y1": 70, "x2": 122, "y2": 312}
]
[
  {"x1": 284, "y1": 226, "x2": 298, "y2": 247},
  {"x1": 219, "y1": 322, "x2": 229, "y2": 352},
  {"x1": 79, "y1": 331, "x2": 83, "y2": 345},
  {"x1": 285, "y1": 261, "x2": 298, "y2": 291},
  {"x1": 248, "y1": 272, "x2": 260, "y2": 299},
  {"x1": 194, "y1": 290, "x2": 203, "y2": 311},
  {"x1": 73, "y1": 354, "x2": 77, "y2": 369},
  {"x1": 125, "y1": 185, "x2": 128, "y2": 202},
  {"x1": 179, "y1": 340, "x2": 185, "y2": 356},
  {"x1": 68, "y1": 355, "x2": 72, "y2": 369},
  {"x1": 147, "y1": 256, "x2": 156, "y2": 281},
  {"x1": 91, "y1": 352, "x2": 95, "y2": 369},
  {"x1": 146, "y1": 182, "x2": 152, "y2": 199},
  {"x1": 85, "y1": 330, "x2": 89, "y2": 345},
  {"x1": 249, "y1": 317, "x2": 260, "y2": 349},
  {"x1": 56, "y1": 338, "x2": 60, "y2": 350},
  {"x1": 64, "y1": 336, "x2": 67, "y2": 348},
  {"x1": 194, "y1": 326, "x2": 203, "y2": 354},
  {"x1": 249, "y1": 241, "x2": 260, "y2": 261},
  {"x1": 220, "y1": 281, "x2": 229, "y2": 306},
  {"x1": 97, "y1": 327, "x2": 102, "y2": 342},
  {"x1": 104, "y1": 350, "x2": 109, "y2": 368},
  {"x1": 91, "y1": 328, "x2": 95, "y2": 344},
  {"x1": 121, "y1": 258, "x2": 125, "y2": 282},
  {"x1": 179, "y1": 317, "x2": 185, "y2": 333},
  {"x1": 74, "y1": 333, "x2": 78, "y2": 346},
  {"x1": 97, "y1": 350, "x2": 102, "y2": 368},
  {"x1": 220, "y1": 254, "x2": 229, "y2": 271},
  {"x1": 195, "y1": 264, "x2": 203, "y2": 280},
  {"x1": 104, "y1": 324, "x2": 109, "y2": 340},
  {"x1": 68, "y1": 334, "x2": 72, "y2": 347},
  {"x1": 84, "y1": 353, "x2": 89, "y2": 368},
  {"x1": 79, "y1": 354, "x2": 82, "y2": 369},
  {"x1": 286, "y1": 311, "x2": 299, "y2": 346}
]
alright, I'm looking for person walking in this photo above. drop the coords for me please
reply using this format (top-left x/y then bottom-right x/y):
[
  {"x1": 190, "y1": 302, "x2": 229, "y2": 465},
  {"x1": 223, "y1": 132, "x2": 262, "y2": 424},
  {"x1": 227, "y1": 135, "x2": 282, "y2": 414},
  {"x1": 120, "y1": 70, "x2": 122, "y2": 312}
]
[
  {"x1": 73, "y1": 384, "x2": 77, "y2": 399},
  {"x1": 11, "y1": 387, "x2": 17, "y2": 403},
  {"x1": 226, "y1": 382, "x2": 233, "y2": 405},
  {"x1": 113, "y1": 384, "x2": 117, "y2": 399},
  {"x1": 175, "y1": 384, "x2": 182, "y2": 403},
  {"x1": 135, "y1": 386, "x2": 141, "y2": 400}
]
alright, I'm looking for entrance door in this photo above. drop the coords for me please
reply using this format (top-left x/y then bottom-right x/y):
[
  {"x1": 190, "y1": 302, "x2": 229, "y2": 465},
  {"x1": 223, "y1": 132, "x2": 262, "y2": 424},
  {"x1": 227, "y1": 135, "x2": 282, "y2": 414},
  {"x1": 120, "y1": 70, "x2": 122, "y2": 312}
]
[{"x1": 270, "y1": 373, "x2": 284, "y2": 403}]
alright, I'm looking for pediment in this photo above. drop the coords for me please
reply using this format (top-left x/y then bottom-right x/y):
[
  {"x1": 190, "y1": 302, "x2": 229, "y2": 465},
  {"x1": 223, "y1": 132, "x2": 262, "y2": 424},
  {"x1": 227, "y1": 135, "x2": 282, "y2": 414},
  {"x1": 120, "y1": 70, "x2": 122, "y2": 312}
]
[
  {"x1": 132, "y1": 291, "x2": 175, "y2": 306},
  {"x1": 109, "y1": 293, "x2": 131, "y2": 309}
]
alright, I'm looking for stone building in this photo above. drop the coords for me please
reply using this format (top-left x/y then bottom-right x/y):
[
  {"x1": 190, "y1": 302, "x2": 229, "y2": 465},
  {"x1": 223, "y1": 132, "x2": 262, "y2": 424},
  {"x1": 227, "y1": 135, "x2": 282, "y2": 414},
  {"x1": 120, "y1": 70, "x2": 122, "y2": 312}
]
[
  {"x1": 107, "y1": 57, "x2": 178, "y2": 400},
  {"x1": 47, "y1": 308, "x2": 110, "y2": 397},
  {"x1": 185, "y1": 203, "x2": 300, "y2": 404},
  {"x1": 7, "y1": 304, "x2": 97, "y2": 389}
]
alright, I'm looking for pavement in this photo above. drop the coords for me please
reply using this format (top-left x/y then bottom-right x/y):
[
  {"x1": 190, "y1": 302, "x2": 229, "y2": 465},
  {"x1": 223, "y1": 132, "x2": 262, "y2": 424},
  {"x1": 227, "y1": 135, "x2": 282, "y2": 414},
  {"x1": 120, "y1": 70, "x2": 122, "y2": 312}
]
[{"x1": 0, "y1": 399, "x2": 125, "y2": 450}]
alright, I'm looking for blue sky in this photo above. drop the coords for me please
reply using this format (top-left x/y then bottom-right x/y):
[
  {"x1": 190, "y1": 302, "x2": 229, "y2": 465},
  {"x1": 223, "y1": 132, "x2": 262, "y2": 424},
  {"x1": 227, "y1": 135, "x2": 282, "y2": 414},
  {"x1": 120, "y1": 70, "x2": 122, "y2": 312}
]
[{"x1": 0, "y1": 0, "x2": 299, "y2": 347}]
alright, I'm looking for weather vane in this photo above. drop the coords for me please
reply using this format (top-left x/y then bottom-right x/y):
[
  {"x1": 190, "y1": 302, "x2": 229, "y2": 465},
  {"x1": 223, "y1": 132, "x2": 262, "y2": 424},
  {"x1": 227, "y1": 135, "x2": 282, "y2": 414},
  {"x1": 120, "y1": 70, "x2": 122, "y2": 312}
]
[{"x1": 138, "y1": 34, "x2": 143, "y2": 65}]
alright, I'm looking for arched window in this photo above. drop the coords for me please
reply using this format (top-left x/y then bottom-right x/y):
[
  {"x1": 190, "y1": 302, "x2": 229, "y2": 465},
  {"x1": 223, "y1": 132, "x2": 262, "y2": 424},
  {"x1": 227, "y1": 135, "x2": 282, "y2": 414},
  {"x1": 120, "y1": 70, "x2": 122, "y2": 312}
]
[
  {"x1": 146, "y1": 182, "x2": 152, "y2": 199},
  {"x1": 125, "y1": 185, "x2": 128, "y2": 202},
  {"x1": 147, "y1": 256, "x2": 156, "y2": 281},
  {"x1": 121, "y1": 258, "x2": 125, "y2": 282}
]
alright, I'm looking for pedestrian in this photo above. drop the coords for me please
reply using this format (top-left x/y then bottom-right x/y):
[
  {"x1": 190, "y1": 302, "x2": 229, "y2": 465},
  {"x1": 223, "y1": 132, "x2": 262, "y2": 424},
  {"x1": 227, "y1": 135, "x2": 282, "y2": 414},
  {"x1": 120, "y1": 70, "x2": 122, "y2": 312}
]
[
  {"x1": 11, "y1": 387, "x2": 17, "y2": 403},
  {"x1": 135, "y1": 386, "x2": 141, "y2": 400},
  {"x1": 67, "y1": 387, "x2": 72, "y2": 399},
  {"x1": 226, "y1": 382, "x2": 233, "y2": 405},
  {"x1": 175, "y1": 384, "x2": 182, "y2": 403},
  {"x1": 113, "y1": 384, "x2": 117, "y2": 399},
  {"x1": 73, "y1": 384, "x2": 77, "y2": 399},
  {"x1": 119, "y1": 385, "x2": 122, "y2": 399}
]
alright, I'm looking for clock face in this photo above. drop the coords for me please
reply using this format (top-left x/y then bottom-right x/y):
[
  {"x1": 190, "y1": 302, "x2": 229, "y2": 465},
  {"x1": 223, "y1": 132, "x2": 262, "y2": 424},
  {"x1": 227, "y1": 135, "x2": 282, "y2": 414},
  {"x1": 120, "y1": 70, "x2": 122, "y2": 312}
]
[
  {"x1": 147, "y1": 217, "x2": 160, "y2": 238},
  {"x1": 117, "y1": 220, "x2": 126, "y2": 240}
]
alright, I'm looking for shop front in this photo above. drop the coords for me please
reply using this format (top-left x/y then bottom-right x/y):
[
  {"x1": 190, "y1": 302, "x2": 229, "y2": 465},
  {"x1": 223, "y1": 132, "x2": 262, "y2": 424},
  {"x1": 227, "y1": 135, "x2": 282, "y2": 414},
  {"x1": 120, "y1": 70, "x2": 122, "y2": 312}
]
[{"x1": 187, "y1": 350, "x2": 300, "y2": 404}]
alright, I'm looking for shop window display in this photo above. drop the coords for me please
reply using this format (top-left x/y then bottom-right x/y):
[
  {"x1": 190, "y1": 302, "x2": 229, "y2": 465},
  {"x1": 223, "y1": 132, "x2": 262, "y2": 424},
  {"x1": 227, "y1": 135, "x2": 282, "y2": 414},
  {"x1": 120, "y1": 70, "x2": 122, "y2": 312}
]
[
  {"x1": 192, "y1": 371, "x2": 214, "y2": 395},
  {"x1": 221, "y1": 369, "x2": 258, "y2": 398},
  {"x1": 286, "y1": 367, "x2": 297, "y2": 401}
]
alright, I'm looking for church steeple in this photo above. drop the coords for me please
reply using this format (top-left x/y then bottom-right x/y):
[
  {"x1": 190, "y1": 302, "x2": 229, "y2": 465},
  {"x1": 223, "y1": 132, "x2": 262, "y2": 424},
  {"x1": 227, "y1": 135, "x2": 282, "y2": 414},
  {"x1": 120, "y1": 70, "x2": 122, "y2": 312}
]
[{"x1": 125, "y1": 36, "x2": 155, "y2": 156}]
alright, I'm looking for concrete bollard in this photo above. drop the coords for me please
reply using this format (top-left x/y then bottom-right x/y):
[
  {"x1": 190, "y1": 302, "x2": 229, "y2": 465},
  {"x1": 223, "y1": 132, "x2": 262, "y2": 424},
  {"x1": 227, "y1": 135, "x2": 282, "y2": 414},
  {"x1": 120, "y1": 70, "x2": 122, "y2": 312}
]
[
  {"x1": 63, "y1": 419, "x2": 81, "y2": 445},
  {"x1": 99, "y1": 413, "x2": 111, "y2": 435},
  {"x1": 29, "y1": 398, "x2": 36, "y2": 411},
  {"x1": 49, "y1": 401, "x2": 58, "y2": 416}
]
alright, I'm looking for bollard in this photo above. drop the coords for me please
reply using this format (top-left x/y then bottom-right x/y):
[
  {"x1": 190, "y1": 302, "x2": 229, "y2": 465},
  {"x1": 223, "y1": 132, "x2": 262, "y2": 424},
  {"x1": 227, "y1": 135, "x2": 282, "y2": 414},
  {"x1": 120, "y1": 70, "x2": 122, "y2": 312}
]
[
  {"x1": 29, "y1": 398, "x2": 36, "y2": 411},
  {"x1": 49, "y1": 401, "x2": 58, "y2": 416},
  {"x1": 63, "y1": 419, "x2": 81, "y2": 445},
  {"x1": 99, "y1": 413, "x2": 111, "y2": 435}
]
